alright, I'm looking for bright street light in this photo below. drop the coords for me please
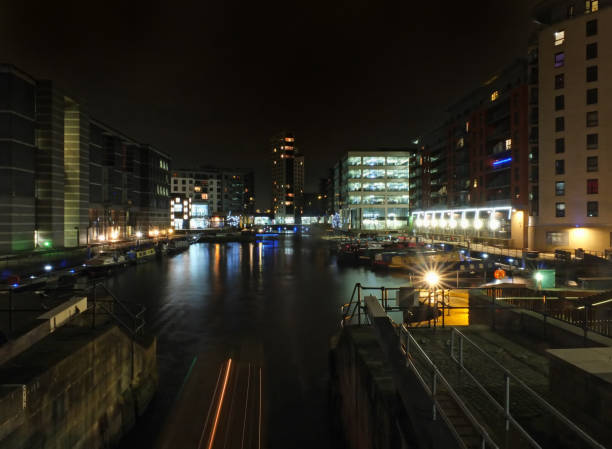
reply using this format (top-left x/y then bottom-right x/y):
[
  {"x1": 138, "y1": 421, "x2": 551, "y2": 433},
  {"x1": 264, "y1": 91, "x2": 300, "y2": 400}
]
[
  {"x1": 534, "y1": 272, "x2": 543, "y2": 282},
  {"x1": 424, "y1": 271, "x2": 440, "y2": 288},
  {"x1": 135, "y1": 231, "x2": 143, "y2": 238}
]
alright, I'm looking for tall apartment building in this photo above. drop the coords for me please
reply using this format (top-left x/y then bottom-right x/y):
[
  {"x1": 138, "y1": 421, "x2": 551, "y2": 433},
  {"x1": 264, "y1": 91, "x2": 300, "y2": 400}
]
[
  {"x1": 271, "y1": 132, "x2": 304, "y2": 221},
  {"x1": 533, "y1": 0, "x2": 612, "y2": 253},
  {"x1": 0, "y1": 64, "x2": 171, "y2": 253},
  {"x1": 333, "y1": 149, "x2": 413, "y2": 231},
  {"x1": 410, "y1": 60, "x2": 530, "y2": 248}
]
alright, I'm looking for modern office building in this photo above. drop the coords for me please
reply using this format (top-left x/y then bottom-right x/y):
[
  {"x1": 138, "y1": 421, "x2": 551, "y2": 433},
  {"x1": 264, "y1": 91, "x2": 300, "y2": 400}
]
[
  {"x1": 532, "y1": 0, "x2": 612, "y2": 253},
  {"x1": 0, "y1": 65, "x2": 37, "y2": 252},
  {"x1": 271, "y1": 132, "x2": 304, "y2": 222},
  {"x1": 333, "y1": 149, "x2": 413, "y2": 231},
  {"x1": 410, "y1": 60, "x2": 530, "y2": 248},
  {"x1": 0, "y1": 64, "x2": 171, "y2": 253}
]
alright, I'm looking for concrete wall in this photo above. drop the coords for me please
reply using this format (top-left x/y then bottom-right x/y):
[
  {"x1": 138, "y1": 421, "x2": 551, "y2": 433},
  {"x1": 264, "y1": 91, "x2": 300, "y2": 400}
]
[
  {"x1": 329, "y1": 326, "x2": 459, "y2": 449},
  {"x1": 0, "y1": 324, "x2": 157, "y2": 449}
]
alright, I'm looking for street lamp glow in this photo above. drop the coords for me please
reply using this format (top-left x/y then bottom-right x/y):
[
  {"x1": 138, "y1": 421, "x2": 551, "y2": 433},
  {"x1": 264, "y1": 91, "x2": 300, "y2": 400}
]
[
  {"x1": 473, "y1": 218, "x2": 483, "y2": 230},
  {"x1": 44, "y1": 264, "x2": 53, "y2": 272},
  {"x1": 488, "y1": 219, "x2": 500, "y2": 231},
  {"x1": 135, "y1": 231, "x2": 143, "y2": 238},
  {"x1": 449, "y1": 218, "x2": 457, "y2": 229},
  {"x1": 534, "y1": 272, "x2": 543, "y2": 282},
  {"x1": 424, "y1": 271, "x2": 440, "y2": 288},
  {"x1": 460, "y1": 218, "x2": 469, "y2": 229}
]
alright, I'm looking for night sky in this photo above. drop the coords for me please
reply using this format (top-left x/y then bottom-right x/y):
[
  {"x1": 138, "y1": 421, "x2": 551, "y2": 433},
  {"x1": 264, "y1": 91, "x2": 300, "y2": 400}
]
[{"x1": 1, "y1": 0, "x2": 531, "y2": 208}]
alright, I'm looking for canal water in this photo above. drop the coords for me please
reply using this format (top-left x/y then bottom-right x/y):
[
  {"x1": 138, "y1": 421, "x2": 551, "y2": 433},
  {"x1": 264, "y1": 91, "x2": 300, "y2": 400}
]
[{"x1": 113, "y1": 237, "x2": 411, "y2": 449}]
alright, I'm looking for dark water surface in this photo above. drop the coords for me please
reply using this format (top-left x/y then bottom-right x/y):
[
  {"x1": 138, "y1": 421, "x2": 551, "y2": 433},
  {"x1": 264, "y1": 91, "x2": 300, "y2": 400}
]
[{"x1": 114, "y1": 237, "x2": 410, "y2": 449}]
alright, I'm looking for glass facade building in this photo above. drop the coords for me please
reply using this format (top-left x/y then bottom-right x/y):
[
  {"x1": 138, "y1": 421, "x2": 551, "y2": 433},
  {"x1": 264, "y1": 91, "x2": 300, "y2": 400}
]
[{"x1": 334, "y1": 150, "x2": 413, "y2": 231}]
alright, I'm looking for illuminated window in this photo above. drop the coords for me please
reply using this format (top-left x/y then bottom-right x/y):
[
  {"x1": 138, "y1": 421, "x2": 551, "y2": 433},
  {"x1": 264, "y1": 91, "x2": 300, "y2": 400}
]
[
  {"x1": 586, "y1": 0, "x2": 599, "y2": 12},
  {"x1": 491, "y1": 90, "x2": 500, "y2": 102},
  {"x1": 473, "y1": 178, "x2": 478, "y2": 188},
  {"x1": 457, "y1": 137, "x2": 464, "y2": 148},
  {"x1": 465, "y1": 121, "x2": 470, "y2": 132},
  {"x1": 554, "y1": 52, "x2": 565, "y2": 68},
  {"x1": 556, "y1": 202, "x2": 566, "y2": 217},
  {"x1": 556, "y1": 181, "x2": 565, "y2": 196},
  {"x1": 554, "y1": 30, "x2": 565, "y2": 46},
  {"x1": 284, "y1": 137, "x2": 294, "y2": 142},
  {"x1": 505, "y1": 139, "x2": 512, "y2": 149},
  {"x1": 587, "y1": 179, "x2": 598, "y2": 194}
]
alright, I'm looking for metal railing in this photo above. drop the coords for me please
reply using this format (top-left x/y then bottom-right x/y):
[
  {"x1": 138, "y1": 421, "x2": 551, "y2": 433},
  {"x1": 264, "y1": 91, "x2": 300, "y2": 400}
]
[
  {"x1": 400, "y1": 325, "x2": 498, "y2": 449},
  {"x1": 489, "y1": 288, "x2": 612, "y2": 338},
  {"x1": 90, "y1": 282, "x2": 146, "y2": 337},
  {"x1": 449, "y1": 328, "x2": 605, "y2": 449}
]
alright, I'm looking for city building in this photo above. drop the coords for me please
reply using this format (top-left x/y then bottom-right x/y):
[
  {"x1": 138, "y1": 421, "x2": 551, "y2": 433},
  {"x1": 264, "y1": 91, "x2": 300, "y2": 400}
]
[
  {"x1": 271, "y1": 132, "x2": 304, "y2": 222},
  {"x1": 532, "y1": 0, "x2": 612, "y2": 254},
  {"x1": 333, "y1": 149, "x2": 413, "y2": 231},
  {"x1": 410, "y1": 60, "x2": 530, "y2": 248},
  {"x1": 0, "y1": 65, "x2": 37, "y2": 252},
  {"x1": 0, "y1": 64, "x2": 171, "y2": 253},
  {"x1": 170, "y1": 167, "x2": 254, "y2": 216}
]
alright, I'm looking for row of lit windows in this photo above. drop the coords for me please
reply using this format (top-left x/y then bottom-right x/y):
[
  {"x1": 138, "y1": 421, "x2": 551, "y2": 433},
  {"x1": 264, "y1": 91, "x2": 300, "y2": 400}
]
[
  {"x1": 347, "y1": 156, "x2": 410, "y2": 166},
  {"x1": 555, "y1": 201, "x2": 598, "y2": 217},
  {"x1": 347, "y1": 169, "x2": 409, "y2": 179},
  {"x1": 348, "y1": 182, "x2": 409, "y2": 191}
]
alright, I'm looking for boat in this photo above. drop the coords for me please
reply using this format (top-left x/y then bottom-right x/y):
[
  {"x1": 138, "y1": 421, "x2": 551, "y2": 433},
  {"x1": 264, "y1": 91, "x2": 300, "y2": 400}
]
[
  {"x1": 86, "y1": 252, "x2": 129, "y2": 276},
  {"x1": 167, "y1": 238, "x2": 190, "y2": 255},
  {"x1": 128, "y1": 247, "x2": 156, "y2": 264}
]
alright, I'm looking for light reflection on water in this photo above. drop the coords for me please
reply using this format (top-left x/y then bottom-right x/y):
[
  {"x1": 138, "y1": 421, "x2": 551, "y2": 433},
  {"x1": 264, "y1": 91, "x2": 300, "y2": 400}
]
[{"x1": 113, "y1": 237, "x2": 413, "y2": 449}]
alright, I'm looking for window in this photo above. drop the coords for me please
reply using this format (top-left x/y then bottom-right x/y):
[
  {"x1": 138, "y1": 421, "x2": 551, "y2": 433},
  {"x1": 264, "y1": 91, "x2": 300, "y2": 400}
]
[
  {"x1": 547, "y1": 231, "x2": 569, "y2": 245},
  {"x1": 587, "y1": 65, "x2": 598, "y2": 82},
  {"x1": 586, "y1": 19, "x2": 597, "y2": 36},
  {"x1": 587, "y1": 201, "x2": 598, "y2": 217},
  {"x1": 555, "y1": 159, "x2": 565, "y2": 174},
  {"x1": 568, "y1": 3, "x2": 575, "y2": 17},
  {"x1": 587, "y1": 111, "x2": 598, "y2": 127},
  {"x1": 554, "y1": 30, "x2": 565, "y2": 46},
  {"x1": 587, "y1": 156, "x2": 598, "y2": 171},
  {"x1": 587, "y1": 88, "x2": 598, "y2": 105},
  {"x1": 505, "y1": 139, "x2": 512, "y2": 149},
  {"x1": 556, "y1": 181, "x2": 565, "y2": 196},
  {"x1": 491, "y1": 90, "x2": 500, "y2": 102},
  {"x1": 587, "y1": 133, "x2": 598, "y2": 149},
  {"x1": 555, "y1": 117, "x2": 565, "y2": 132},
  {"x1": 555, "y1": 138, "x2": 565, "y2": 153},
  {"x1": 554, "y1": 52, "x2": 565, "y2": 67},
  {"x1": 555, "y1": 95, "x2": 565, "y2": 110},
  {"x1": 587, "y1": 179, "x2": 599, "y2": 194},
  {"x1": 586, "y1": 42, "x2": 597, "y2": 59},
  {"x1": 555, "y1": 74, "x2": 565, "y2": 89},
  {"x1": 585, "y1": 0, "x2": 599, "y2": 12},
  {"x1": 556, "y1": 202, "x2": 566, "y2": 217}
]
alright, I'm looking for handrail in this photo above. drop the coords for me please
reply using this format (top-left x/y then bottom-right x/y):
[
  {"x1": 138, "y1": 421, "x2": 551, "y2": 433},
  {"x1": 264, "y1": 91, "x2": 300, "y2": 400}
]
[
  {"x1": 92, "y1": 282, "x2": 146, "y2": 337},
  {"x1": 400, "y1": 324, "x2": 498, "y2": 449},
  {"x1": 450, "y1": 328, "x2": 605, "y2": 449}
]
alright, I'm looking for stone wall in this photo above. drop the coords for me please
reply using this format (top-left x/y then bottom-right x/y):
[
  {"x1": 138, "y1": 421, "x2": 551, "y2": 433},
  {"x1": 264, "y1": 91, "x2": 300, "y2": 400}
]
[{"x1": 0, "y1": 323, "x2": 157, "y2": 449}]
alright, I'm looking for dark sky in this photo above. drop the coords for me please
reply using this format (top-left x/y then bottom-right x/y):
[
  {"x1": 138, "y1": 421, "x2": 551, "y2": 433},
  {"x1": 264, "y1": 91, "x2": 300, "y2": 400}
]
[{"x1": 1, "y1": 0, "x2": 531, "y2": 208}]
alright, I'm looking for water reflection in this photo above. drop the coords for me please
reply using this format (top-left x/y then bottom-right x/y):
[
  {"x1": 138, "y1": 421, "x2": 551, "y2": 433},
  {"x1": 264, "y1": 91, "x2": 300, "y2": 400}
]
[{"x1": 115, "y1": 237, "x2": 414, "y2": 449}]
